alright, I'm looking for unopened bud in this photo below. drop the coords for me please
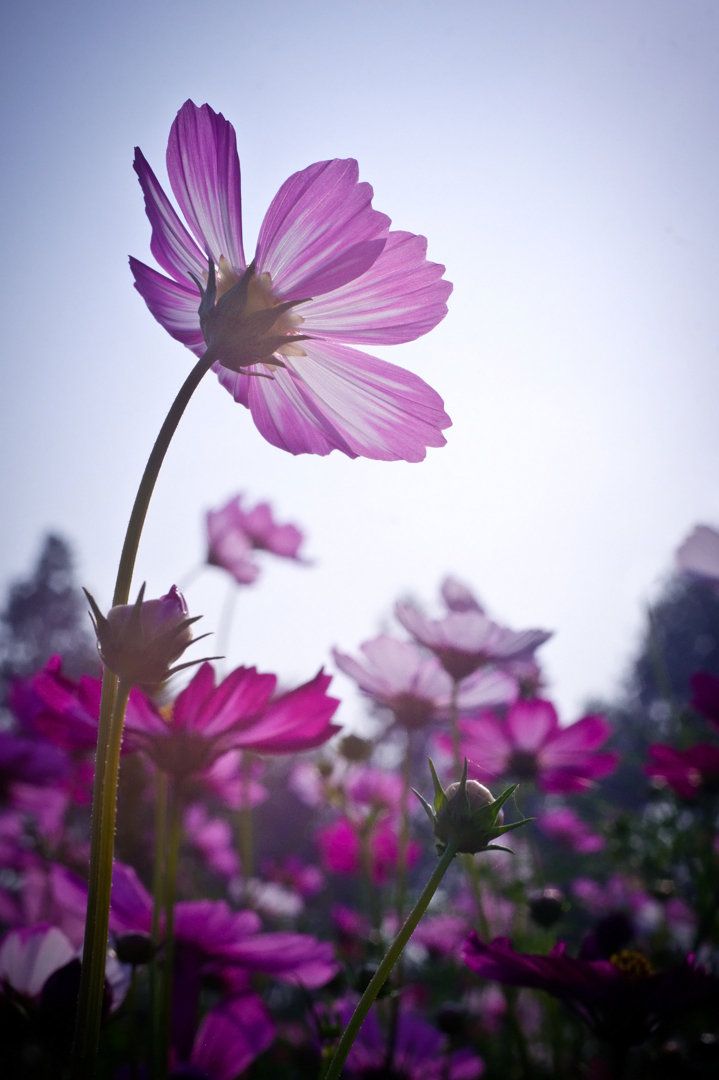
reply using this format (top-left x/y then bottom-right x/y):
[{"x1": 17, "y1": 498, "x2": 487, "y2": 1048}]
[
  {"x1": 414, "y1": 759, "x2": 532, "y2": 856},
  {"x1": 84, "y1": 584, "x2": 214, "y2": 691}
]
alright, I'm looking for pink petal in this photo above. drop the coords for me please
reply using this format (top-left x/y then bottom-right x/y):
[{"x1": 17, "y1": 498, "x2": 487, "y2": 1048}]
[
  {"x1": 130, "y1": 258, "x2": 205, "y2": 352},
  {"x1": 133, "y1": 148, "x2": 207, "y2": 285},
  {"x1": 459, "y1": 712, "x2": 514, "y2": 778},
  {"x1": 232, "y1": 338, "x2": 451, "y2": 461},
  {"x1": 505, "y1": 700, "x2": 559, "y2": 751},
  {"x1": 167, "y1": 100, "x2": 246, "y2": 271},
  {"x1": 676, "y1": 524, "x2": 719, "y2": 583},
  {"x1": 256, "y1": 158, "x2": 390, "y2": 298},
  {"x1": 301, "y1": 231, "x2": 452, "y2": 344},
  {"x1": 191, "y1": 995, "x2": 275, "y2": 1080},
  {"x1": 540, "y1": 713, "x2": 613, "y2": 763}
]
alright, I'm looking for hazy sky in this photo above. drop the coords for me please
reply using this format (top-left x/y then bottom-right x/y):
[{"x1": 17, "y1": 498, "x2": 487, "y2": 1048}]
[{"x1": 2, "y1": 1, "x2": 717, "y2": 726}]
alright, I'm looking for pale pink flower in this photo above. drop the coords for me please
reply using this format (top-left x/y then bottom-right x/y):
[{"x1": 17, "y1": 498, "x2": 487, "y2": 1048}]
[
  {"x1": 131, "y1": 100, "x2": 452, "y2": 460},
  {"x1": 396, "y1": 598, "x2": 551, "y2": 681},
  {"x1": 206, "y1": 493, "x2": 307, "y2": 585},
  {"x1": 537, "y1": 806, "x2": 605, "y2": 853},
  {"x1": 0, "y1": 924, "x2": 75, "y2": 998},
  {"x1": 676, "y1": 523, "x2": 719, "y2": 584}
]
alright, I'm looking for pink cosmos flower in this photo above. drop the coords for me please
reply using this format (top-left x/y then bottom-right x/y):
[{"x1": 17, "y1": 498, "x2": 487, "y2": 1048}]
[
  {"x1": 676, "y1": 523, "x2": 719, "y2": 584},
  {"x1": 131, "y1": 100, "x2": 452, "y2": 460},
  {"x1": 645, "y1": 742, "x2": 719, "y2": 799},
  {"x1": 462, "y1": 933, "x2": 718, "y2": 1049},
  {"x1": 124, "y1": 662, "x2": 340, "y2": 777},
  {"x1": 537, "y1": 806, "x2": 605, "y2": 853},
  {"x1": 0, "y1": 925, "x2": 75, "y2": 999},
  {"x1": 396, "y1": 598, "x2": 551, "y2": 681},
  {"x1": 332, "y1": 635, "x2": 517, "y2": 731},
  {"x1": 206, "y1": 493, "x2": 307, "y2": 585},
  {"x1": 453, "y1": 699, "x2": 618, "y2": 793}
]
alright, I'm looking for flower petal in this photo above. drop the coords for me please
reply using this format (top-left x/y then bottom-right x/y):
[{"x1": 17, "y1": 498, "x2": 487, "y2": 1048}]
[
  {"x1": 256, "y1": 158, "x2": 390, "y2": 298},
  {"x1": 301, "y1": 231, "x2": 452, "y2": 344},
  {"x1": 133, "y1": 148, "x2": 207, "y2": 285},
  {"x1": 216, "y1": 339, "x2": 451, "y2": 461},
  {"x1": 130, "y1": 258, "x2": 205, "y2": 352},
  {"x1": 505, "y1": 700, "x2": 559, "y2": 751},
  {"x1": 167, "y1": 100, "x2": 246, "y2": 271}
]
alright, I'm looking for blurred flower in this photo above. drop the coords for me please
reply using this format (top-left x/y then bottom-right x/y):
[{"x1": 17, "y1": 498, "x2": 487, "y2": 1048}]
[
  {"x1": 537, "y1": 806, "x2": 606, "y2": 853},
  {"x1": 124, "y1": 662, "x2": 340, "y2": 778},
  {"x1": 454, "y1": 699, "x2": 617, "y2": 793},
  {"x1": 131, "y1": 100, "x2": 452, "y2": 460},
  {"x1": 206, "y1": 493, "x2": 307, "y2": 585},
  {"x1": 338, "y1": 1001, "x2": 484, "y2": 1078},
  {"x1": 84, "y1": 584, "x2": 209, "y2": 691},
  {"x1": 332, "y1": 635, "x2": 516, "y2": 732},
  {"x1": 676, "y1": 524, "x2": 719, "y2": 585},
  {"x1": 0, "y1": 924, "x2": 75, "y2": 1000},
  {"x1": 463, "y1": 933, "x2": 718, "y2": 1049},
  {"x1": 183, "y1": 804, "x2": 240, "y2": 880},
  {"x1": 396, "y1": 597, "x2": 551, "y2": 681},
  {"x1": 690, "y1": 671, "x2": 719, "y2": 730},
  {"x1": 645, "y1": 742, "x2": 719, "y2": 799}
]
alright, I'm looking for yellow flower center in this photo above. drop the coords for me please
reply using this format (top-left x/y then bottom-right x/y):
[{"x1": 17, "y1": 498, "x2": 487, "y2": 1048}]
[{"x1": 609, "y1": 949, "x2": 654, "y2": 981}]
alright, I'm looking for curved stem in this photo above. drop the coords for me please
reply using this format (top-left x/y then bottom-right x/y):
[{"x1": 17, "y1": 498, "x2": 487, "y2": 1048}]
[
  {"x1": 73, "y1": 350, "x2": 214, "y2": 1078},
  {"x1": 113, "y1": 350, "x2": 216, "y2": 607},
  {"x1": 323, "y1": 842, "x2": 457, "y2": 1080}
]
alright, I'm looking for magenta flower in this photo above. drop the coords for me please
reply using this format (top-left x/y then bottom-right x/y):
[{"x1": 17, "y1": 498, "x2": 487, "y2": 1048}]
[
  {"x1": 690, "y1": 671, "x2": 719, "y2": 730},
  {"x1": 676, "y1": 523, "x2": 719, "y2": 584},
  {"x1": 536, "y1": 806, "x2": 605, "y2": 853},
  {"x1": 396, "y1": 598, "x2": 551, "y2": 681},
  {"x1": 333, "y1": 635, "x2": 517, "y2": 731},
  {"x1": 645, "y1": 742, "x2": 719, "y2": 799},
  {"x1": 463, "y1": 933, "x2": 718, "y2": 1049},
  {"x1": 206, "y1": 493, "x2": 307, "y2": 585},
  {"x1": 124, "y1": 662, "x2": 340, "y2": 777},
  {"x1": 454, "y1": 699, "x2": 617, "y2": 793},
  {"x1": 0, "y1": 925, "x2": 75, "y2": 1000},
  {"x1": 131, "y1": 100, "x2": 452, "y2": 460}
]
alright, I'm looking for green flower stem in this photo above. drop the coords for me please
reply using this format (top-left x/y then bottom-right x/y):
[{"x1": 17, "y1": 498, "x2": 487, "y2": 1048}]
[
  {"x1": 323, "y1": 841, "x2": 458, "y2": 1080},
  {"x1": 157, "y1": 780, "x2": 183, "y2": 1080},
  {"x1": 72, "y1": 678, "x2": 130, "y2": 1077},
  {"x1": 151, "y1": 771, "x2": 169, "y2": 1071},
  {"x1": 73, "y1": 350, "x2": 214, "y2": 1079},
  {"x1": 113, "y1": 350, "x2": 216, "y2": 607}
]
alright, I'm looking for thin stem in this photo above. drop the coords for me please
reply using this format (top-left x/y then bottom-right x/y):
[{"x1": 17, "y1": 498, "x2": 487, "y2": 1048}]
[
  {"x1": 382, "y1": 732, "x2": 413, "y2": 1072},
  {"x1": 158, "y1": 780, "x2": 183, "y2": 1080},
  {"x1": 72, "y1": 679, "x2": 130, "y2": 1078},
  {"x1": 323, "y1": 842, "x2": 457, "y2": 1080},
  {"x1": 113, "y1": 350, "x2": 216, "y2": 607},
  {"x1": 151, "y1": 771, "x2": 169, "y2": 1073},
  {"x1": 73, "y1": 350, "x2": 214, "y2": 1078}
]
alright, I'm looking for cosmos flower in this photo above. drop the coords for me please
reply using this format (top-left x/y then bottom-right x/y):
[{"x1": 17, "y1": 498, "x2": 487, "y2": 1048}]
[
  {"x1": 206, "y1": 493, "x2": 307, "y2": 585},
  {"x1": 645, "y1": 742, "x2": 719, "y2": 800},
  {"x1": 675, "y1": 523, "x2": 719, "y2": 585},
  {"x1": 536, "y1": 806, "x2": 605, "y2": 853},
  {"x1": 332, "y1": 635, "x2": 517, "y2": 731},
  {"x1": 131, "y1": 100, "x2": 452, "y2": 460},
  {"x1": 462, "y1": 933, "x2": 718, "y2": 1049},
  {"x1": 124, "y1": 662, "x2": 340, "y2": 778},
  {"x1": 396, "y1": 598, "x2": 551, "y2": 681},
  {"x1": 452, "y1": 699, "x2": 617, "y2": 793}
]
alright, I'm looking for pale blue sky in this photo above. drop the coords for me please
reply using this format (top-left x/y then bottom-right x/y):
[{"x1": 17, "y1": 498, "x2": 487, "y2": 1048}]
[{"x1": 2, "y1": 1, "x2": 718, "y2": 724}]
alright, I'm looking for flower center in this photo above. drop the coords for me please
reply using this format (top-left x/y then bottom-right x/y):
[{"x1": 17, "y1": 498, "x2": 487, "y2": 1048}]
[
  {"x1": 610, "y1": 949, "x2": 654, "y2": 981},
  {"x1": 194, "y1": 257, "x2": 310, "y2": 373},
  {"x1": 508, "y1": 749, "x2": 539, "y2": 780}
]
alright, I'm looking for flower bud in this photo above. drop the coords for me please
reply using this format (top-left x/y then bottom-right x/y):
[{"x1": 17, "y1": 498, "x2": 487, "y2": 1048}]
[
  {"x1": 414, "y1": 759, "x2": 532, "y2": 856},
  {"x1": 84, "y1": 584, "x2": 212, "y2": 691}
]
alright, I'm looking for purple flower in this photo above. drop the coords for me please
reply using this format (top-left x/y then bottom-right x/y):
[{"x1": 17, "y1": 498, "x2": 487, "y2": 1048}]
[
  {"x1": 676, "y1": 523, "x2": 719, "y2": 585},
  {"x1": 690, "y1": 671, "x2": 719, "y2": 730},
  {"x1": 124, "y1": 662, "x2": 340, "y2": 777},
  {"x1": 206, "y1": 493, "x2": 307, "y2": 585},
  {"x1": 0, "y1": 925, "x2": 75, "y2": 999},
  {"x1": 131, "y1": 100, "x2": 452, "y2": 460},
  {"x1": 537, "y1": 806, "x2": 606, "y2": 853},
  {"x1": 645, "y1": 742, "x2": 719, "y2": 799},
  {"x1": 338, "y1": 1002, "x2": 484, "y2": 1078},
  {"x1": 454, "y1": 699, "x2": 617, "y2": 793},
  {"x1": 333, "y1": 635, "x2": 517, "y2": 731},
  {"x1": 462, "y1": 933, "x2": 718, "y2": 1048},
  {"x1": 396, "y1": 597, "x2": 551, "y2": 681}
]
